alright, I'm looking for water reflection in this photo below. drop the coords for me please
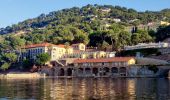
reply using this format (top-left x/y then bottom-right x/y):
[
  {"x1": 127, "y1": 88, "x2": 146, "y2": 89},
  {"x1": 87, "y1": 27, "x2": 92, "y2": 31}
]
[{"x1": 0, "y1": 78, "x2": 170, "y2": 100}]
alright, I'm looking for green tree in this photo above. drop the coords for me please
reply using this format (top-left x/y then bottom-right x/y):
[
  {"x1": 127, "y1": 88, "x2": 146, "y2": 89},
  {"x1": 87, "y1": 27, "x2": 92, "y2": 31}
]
[
  {"x1": 101, "y1": 41, "x2": 110, "y2": 51},
  {"x1": 106, "y1": 24, "x2": 124, "y2": 50},
  {"x1": 131, "y1": 33, "x2": 140, "y2": 45},
  {"x1": 117, "y1": 31, "x2": 131, "y2": 49},
  {"x1": 9, "y1": 36, "x2": 25, "y2": 50},
  {"x1": 131, "y1": 30, "x2": 153, "y2": 45},
  {"x1": 36, "y1": 53, "x2": 51, "y2": 66},
  {"x1": 2, "y1": 53, "x2": 18, "y2": 63},
  {"x1": 22, "y1": 59, "x2": 34, "y2": 69},
  {"x1": 156, "y1": 25, "x2": 170, "y2": 41},
  {"x1": 0, "y1": 53, "x2": 17, "y2": 71},
  {"x1": 0, "y1": 63, "x2": 10, "y2": 71}
]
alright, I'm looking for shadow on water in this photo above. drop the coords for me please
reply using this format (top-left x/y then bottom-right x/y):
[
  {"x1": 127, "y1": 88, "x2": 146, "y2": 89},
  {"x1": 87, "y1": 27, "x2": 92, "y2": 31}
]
[{"x1": 0, "y1": 78, "x2": 170, "y2": 100}]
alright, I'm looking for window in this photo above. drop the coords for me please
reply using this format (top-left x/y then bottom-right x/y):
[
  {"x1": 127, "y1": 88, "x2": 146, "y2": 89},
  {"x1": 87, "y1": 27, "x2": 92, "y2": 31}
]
[
  {"x1": 83, "y1": 63, "x2": 87, "y2": 66},
  {"x1": 80, "y1": 46, "x2": 84, "y2": 50}
]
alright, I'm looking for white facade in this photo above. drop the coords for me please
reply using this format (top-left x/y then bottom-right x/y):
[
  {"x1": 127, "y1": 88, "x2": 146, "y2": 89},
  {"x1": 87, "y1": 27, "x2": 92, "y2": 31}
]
[{"x1": 20, "y1": 43, "x2": 73, "y2": 61}]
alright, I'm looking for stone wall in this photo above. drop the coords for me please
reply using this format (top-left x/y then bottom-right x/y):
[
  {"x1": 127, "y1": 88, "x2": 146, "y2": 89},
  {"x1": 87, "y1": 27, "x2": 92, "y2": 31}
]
[{"x1": 0, "y1": 73, "x2": 43, "y2": 79}]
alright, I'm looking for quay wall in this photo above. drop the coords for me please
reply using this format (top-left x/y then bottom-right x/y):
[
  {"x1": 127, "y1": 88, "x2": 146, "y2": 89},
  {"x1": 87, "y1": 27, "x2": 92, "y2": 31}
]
[
  {"x1": 0, "y1": 73, "x2": 44, "y2": 79},
  {"x1": 39, "y1": 65, "x2": 170, "y2": 78}
]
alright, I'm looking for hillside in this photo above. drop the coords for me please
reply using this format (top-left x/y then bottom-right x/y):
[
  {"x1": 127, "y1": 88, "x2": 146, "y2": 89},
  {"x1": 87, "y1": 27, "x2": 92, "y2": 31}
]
[
  {"x1": 0, "y1": 4, "x2": 170, "y2": 52},
  {"x1": 0, "y1": 4, "x2": 170, "y2": 34}
]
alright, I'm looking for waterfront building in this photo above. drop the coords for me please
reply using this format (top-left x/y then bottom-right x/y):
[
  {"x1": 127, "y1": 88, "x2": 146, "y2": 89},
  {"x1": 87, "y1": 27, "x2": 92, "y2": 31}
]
[
  {"x1": 20, "y1": 42, "x2": 115, "y2": 62},
  {"x1": 20, "y1": 43, "x2": 73, "y2": 61},
  {"x1": 48, "y1": 57, "x2": 136, "y2": 77},
  {"x1": 73, "y1": 57, "x2": 135, "y2": 67},
  {"x1": 124, "y1": 42, "x2": 169, "y2": 50}
]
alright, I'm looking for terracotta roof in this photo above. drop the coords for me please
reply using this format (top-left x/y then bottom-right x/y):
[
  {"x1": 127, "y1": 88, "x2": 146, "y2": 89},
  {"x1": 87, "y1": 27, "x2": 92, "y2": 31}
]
[
  {"x1": 85, "y1": 49, "x2": 98, "y2": 52},
  {"x1": 57, "y1": 44, "x2": 72, "y2": 48},
  {"x1": 73, "y1": 57, "x2": 135, "y2": 63},
  {"x1": 73, "y1": 50, "x2": 104, "y2": 54},
  {"x1": 22, "y1": 43, "x2": 72, "y2": 49},
  {"x1": 22, "y1": 43, "x2": 56, "y2": 49},
  {"x1": 71, "y1": 43, "x2": 84, "y2": 46}
]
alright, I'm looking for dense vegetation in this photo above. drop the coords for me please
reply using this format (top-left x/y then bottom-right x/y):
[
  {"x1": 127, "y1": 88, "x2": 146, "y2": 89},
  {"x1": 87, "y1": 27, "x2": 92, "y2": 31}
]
[
  {"x1": 117, "y1": 48, "x2": 159, "y2": 57},
  {"x1": 1, "y1": 5, "x2": 170, "y2": 34},
  {"x1": 0, "y1": 4, "x2": 170, "y2": 71},
  {"x1": 156, "y1": 25, "x2": 170, "y2": 41}
]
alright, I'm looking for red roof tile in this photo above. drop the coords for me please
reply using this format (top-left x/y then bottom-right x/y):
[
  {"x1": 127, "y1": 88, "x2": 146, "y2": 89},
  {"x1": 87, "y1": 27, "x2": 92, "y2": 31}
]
[
  {"x1": 57, "y1": 44, "x2": 72, "y2": 48},
  {"x1": 73, "y1": 57, "x2": 135, "y2": 63},
  {"x1": 71, "y1": 43, "x2": 80, "y2": 46},
  {"x1": 22, "y1": 43, "x2": 55, "y2": 49},
  {"x1": 22, "y1": 43, "x2": 70, "y2": 49},
  {"x1": 71, "y1": 43, "x2": 85, "y2": 46}
]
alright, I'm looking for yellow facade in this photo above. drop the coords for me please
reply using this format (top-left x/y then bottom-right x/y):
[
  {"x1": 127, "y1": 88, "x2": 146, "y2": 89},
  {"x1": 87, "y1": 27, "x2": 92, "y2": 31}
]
[
  {"x1": 72, "y1": 43, "x2": 86, "y2": 51},
  {"x1": 127, "y1": 58, "x2": 136, "y2": 65},
  {"x1": 50, "y1": 46, "x2": 67, "y2": 60},
  {"x1": 68, "y1": 51, "x2": 107, "y2": 59},
  {"x1": 73, "y1": 57, "x2": 136, "y2": 67}
]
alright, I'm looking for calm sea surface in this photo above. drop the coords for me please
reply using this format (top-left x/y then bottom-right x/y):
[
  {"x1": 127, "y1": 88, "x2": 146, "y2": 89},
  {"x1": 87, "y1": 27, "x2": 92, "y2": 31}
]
[{"x1": 0, "y1": 78, "x2": 170, "y2": 100}]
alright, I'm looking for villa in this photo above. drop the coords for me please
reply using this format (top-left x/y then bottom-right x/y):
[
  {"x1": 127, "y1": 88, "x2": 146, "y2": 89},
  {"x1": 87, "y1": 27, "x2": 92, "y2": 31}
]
[
  {"x1": 65, "y1": 43, "x2": 116, "y2": 59},
  {"x1": 20, "y1": 43, "x2": 73, "y2": 61}
]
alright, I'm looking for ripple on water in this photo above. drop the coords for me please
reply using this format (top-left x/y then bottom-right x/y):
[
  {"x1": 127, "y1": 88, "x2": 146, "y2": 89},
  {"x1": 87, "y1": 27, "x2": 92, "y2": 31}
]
[{"x1": 0, "y1": 78, "x2": 170, "y2": 100}]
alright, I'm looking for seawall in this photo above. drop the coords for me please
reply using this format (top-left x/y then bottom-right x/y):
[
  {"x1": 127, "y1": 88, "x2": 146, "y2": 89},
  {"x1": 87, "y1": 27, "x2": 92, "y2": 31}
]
[{"x1": 0, "y1": 73, "x2": 45, "y2": 79}]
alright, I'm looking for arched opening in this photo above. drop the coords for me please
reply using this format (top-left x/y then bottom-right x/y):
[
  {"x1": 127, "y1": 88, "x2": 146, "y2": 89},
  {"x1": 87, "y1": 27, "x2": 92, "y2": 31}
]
[
  {"x1": 78, "y1": 68, "x2": 84, "y2": 76},
  {"x1": 85, "y1": 67, "x2": 91, "y2": 75},
  {"x1": 67, "y1": 68, "x2": 73, "y2": 76},
  {"x1": 51, "y1": 68, "x2": 55, "y2": 76},
  {"x1": 111, "y1": 67, "x2": 118, "y2": 74},
  {"x1": 59, "y1": 68, "x2": 65, "y2": 76},
  {"x1": 103, "y1": 67, "x2": 110, "y2": 76},
  {"x1": 119, "y1": 67, "x2": 126, "y2": 76},
  {"x1": 92, "y1": 68, "x2": 98, "y2": 76}
]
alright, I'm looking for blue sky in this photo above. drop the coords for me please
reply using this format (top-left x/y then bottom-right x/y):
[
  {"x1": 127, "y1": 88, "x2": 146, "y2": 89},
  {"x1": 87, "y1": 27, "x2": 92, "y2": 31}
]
[{"x1": 0, "y1": 0, "x2": 170, "y2": 28}]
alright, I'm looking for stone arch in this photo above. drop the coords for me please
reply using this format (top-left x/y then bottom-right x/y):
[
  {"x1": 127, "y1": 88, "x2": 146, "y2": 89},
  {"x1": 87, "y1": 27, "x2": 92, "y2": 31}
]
[
  {"x1": 78, "y1": 68, "x2": 83, "y2": 74},
  {"x1": 92, "y1": 67, "x2": 98, "y2": 76},
  {"x1": 59, "y1": 68, "x2": 65, "y2": 76},
  {"x1": 77, "y1": 67, "x2": 84, "y2": 76},
  {"x1": 119, "y1": 67, "x2": 126, "y2": 76},
  {"x1": 67, "y1": 68, "x2": 73, "y2": 76},
  {"x1": 85, "y1": 67, "x2": 91, "y2": 75},
  {"x1": 103, "y1": 67, "x2": 110, "y2": 76},
  {"x1": 111, "y1": 67, "x2": 118, "y2": 74}
]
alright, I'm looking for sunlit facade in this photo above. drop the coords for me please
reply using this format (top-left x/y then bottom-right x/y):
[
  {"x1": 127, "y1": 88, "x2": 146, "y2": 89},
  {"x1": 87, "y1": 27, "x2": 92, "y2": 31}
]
[{"x1": 20, "y1": 43, "x2": 73, "y2": 61}]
